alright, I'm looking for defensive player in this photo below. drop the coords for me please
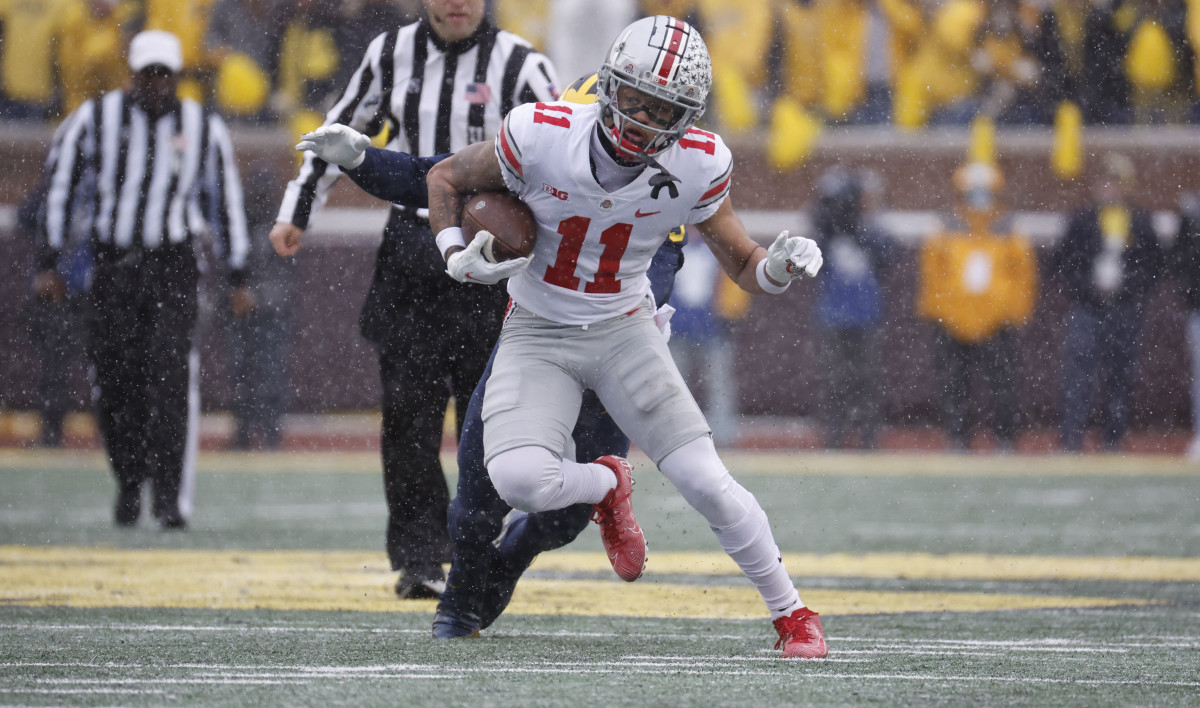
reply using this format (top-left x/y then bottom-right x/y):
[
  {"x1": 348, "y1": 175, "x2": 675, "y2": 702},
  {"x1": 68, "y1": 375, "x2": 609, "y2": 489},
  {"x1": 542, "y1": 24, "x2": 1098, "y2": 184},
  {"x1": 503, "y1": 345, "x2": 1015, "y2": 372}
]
[
  {"x1": 293, "y1": 75, "x2": 686, "y2": 639},
  {"x1": 426, "y1": 16, "x2": 829, "y2": 658}
]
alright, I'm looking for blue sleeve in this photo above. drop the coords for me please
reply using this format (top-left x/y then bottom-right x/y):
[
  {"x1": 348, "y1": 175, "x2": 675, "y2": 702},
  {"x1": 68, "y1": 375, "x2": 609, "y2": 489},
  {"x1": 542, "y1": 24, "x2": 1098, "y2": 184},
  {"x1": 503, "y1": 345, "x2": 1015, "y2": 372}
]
[
  {"x1": 647, "y1": 233, "x2": 686, "y2": 306},
  {"x1": 343, "y1": 148, "x2": 450, "y2": 208}
]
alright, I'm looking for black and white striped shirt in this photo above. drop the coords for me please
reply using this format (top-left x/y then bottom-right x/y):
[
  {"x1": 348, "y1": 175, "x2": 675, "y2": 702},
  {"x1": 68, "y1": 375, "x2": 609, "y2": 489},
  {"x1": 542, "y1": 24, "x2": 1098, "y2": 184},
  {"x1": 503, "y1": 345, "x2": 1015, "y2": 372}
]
[
  {"x1": 38, "y1": 90, "x2": 249, "y2": 281},
  {"x1": 277, "y1": 18, "x2": 559, "y2": 229}
]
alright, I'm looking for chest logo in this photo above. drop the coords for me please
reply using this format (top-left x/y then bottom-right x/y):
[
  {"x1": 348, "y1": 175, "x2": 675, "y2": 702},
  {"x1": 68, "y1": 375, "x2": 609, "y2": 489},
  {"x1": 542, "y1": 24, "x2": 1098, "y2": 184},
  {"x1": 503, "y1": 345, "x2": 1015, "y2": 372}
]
[
  {"x1": 635, "y1": 209, "x2": 661, "y2": 218},
  {"x1": 542, "y1": 183, "x2": 568, "y2": 200}
]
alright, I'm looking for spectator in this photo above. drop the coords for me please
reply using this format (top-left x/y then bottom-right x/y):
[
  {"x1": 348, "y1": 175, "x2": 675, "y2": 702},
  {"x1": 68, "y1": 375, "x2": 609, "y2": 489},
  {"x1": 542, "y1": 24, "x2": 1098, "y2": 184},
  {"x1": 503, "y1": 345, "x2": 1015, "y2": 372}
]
[
  {"x1": 1017, "y1": 0, "x2": 1076, "y2": 125},
  {"x1": 227, "y1": 161, "x2": 294, "y2": 451},
  {"x1": 58, "y1": 0, "x2": 138, "y2": 115},
  {"x1": 1079, "y1": 0, "x2": 1134, "y2": 124},
  {"x1": 669, "y1": 228, "x2": 744, "y2": 448},
  {"x1": 0, "y1": 0, "x2": 74, "y2": 119},
  {"x1": 32, "y1": 30, "x2": 251, "y2": 528},
  {"x1": 1121, "y1": 0, "x2": 1195, "y2": 124},
  {"x1": 973, "y1": 0, "x2": 1045, "y2": 124},
  {"x1": 140, "y1": 0, "x2": 219, "y2": 103},
  {"x1": 1050, "y1": 153, "x2": 1165, "y2": 451},
  {"x1": 790, "y1": 0, "x2": 909, "y2": 125},
  {"x1": 20, "y1": 172, "x2": 88, "y2": 448},
  {"x1": 812, "y1": 167, "x2": 894, "y2": 449},
  {"x1": 917, "y1": 162, "x2": 1037, "y2": 450},
  {"x1": 894, "y1": 0, "x2": 988, "y2": 128},
  {"x1": 205, "y1": 0, "x2": 291, "y2": 121},
  {"x1": 1171, "y1": 193, "x2": 1200, "y2": 458},
  {"x1": 275, "y1": 0, "x2": 344, "y2": 117}
]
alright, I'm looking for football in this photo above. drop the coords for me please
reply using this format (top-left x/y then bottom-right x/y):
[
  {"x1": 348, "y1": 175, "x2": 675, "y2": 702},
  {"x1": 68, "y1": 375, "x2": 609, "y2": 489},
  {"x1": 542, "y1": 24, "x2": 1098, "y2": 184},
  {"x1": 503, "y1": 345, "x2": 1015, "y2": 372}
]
[{"x1": 461, "y1": 191, "x2": 537, "y2": 263}]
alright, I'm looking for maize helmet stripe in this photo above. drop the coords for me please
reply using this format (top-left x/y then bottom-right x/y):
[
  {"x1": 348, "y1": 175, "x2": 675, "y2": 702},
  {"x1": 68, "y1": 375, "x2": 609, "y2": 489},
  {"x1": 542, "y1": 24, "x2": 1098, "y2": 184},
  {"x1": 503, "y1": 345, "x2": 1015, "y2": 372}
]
[{"x1": 561, "y1": 74, "x2": 600, "y2": 104}]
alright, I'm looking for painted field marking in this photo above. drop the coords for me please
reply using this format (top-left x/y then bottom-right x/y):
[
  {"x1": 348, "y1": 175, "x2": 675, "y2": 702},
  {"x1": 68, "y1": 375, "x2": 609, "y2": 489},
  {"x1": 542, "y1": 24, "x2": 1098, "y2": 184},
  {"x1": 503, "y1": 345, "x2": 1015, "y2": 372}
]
[
  {"x1": 0, "y1": 546, "x2": 1165, "y2": 618},
  {"x1": 3, "y1": 448, "x2": 1198, "y2": 477},
  {"x1": 3, "y1": 661, "x2": 1199, "y2": 688}
]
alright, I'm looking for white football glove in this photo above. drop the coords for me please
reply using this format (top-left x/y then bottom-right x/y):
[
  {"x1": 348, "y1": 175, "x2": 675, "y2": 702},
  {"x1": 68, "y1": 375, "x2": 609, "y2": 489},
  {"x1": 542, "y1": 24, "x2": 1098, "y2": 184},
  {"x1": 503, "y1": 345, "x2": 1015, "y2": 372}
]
[
  {"x1": 295, "y1": 124, "x2": 370, "y2": 169},
  {"x1": 445, "y1": 231, "x2": 533, "y2": 285},
  {"x1": 764, "y1": 230, "x2": 823, "y2": 282}
]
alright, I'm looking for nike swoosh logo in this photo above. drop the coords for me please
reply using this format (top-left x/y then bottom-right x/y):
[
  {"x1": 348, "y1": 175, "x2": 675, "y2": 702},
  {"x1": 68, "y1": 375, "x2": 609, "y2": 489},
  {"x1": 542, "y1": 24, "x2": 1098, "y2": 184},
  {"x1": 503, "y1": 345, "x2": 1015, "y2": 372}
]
[{"x1": 635, "y1": 209, "x2": 661, "y2": 218}]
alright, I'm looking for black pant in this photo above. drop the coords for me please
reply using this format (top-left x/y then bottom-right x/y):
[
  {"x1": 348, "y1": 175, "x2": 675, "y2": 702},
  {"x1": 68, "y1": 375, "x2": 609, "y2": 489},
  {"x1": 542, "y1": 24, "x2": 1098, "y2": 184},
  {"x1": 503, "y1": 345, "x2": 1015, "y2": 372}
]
[
  {"x1": 937, "y1": 328, "x2": 1018, "y2": 446},
  {"x1": 29, "y1": 297, "x2": 79, "y2": 446},
  {"x1": 361, "y1": 210, "x2": 507, "y2": 574},
  {"x1": 820, "y1": 326, "x2": 880, "y2": 448},
  {"x1": 89, "y1": 245, "x2": 198, "y2": 515}
]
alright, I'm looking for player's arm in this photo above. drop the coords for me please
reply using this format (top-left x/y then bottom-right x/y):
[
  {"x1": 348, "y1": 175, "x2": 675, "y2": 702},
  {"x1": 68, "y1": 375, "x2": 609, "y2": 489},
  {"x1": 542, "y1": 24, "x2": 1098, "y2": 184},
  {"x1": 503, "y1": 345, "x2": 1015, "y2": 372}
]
[
  {"x1": 426, "y1": 140, "x2": 530, "y2": 285},
  {"x1": 695, "y1": 198, "x2": 823, "y2": 295},
  {"x1": 426, "y1": 140, "x2": 509, "y2": 259}
]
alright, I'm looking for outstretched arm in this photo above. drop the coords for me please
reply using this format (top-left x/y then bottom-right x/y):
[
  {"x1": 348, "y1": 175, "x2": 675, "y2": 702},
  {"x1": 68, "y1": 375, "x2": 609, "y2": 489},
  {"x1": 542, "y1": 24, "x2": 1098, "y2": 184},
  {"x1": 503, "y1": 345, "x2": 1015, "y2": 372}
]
[
  {"x1": 346, "y1": 148, "x2": 448, "y2": 206},
  {"x1": 695, "y1": 197, "x2": 822, "y2": 295}
]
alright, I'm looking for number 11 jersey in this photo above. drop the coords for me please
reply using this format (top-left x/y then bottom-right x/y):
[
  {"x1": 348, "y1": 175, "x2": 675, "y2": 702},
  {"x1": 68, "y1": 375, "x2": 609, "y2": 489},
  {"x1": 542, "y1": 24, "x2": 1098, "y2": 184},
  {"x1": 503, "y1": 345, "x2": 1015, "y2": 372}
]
[{"x1": 495, "y1": 100, "x2": 732, "y2": 325}]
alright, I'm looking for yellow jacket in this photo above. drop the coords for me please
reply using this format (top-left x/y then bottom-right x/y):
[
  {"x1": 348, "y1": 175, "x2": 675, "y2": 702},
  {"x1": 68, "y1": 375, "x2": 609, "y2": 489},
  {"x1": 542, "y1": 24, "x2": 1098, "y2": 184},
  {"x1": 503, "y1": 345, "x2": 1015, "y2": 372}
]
[
  {"x1": 0, "y1": 0, "x2": 73, "y2": 105},
  {"x1": 893, "y1": 0, "x2": 985, "y2": 129},
  {"x1": 917, "y1": 226, "x2": 1038, "y2": 343},
  {"x1": 57, "y1": 0, "x2": 137, "y2": 114},
  {"x1": 141, "y1": 0, "x2": 215, "y2": 69}
]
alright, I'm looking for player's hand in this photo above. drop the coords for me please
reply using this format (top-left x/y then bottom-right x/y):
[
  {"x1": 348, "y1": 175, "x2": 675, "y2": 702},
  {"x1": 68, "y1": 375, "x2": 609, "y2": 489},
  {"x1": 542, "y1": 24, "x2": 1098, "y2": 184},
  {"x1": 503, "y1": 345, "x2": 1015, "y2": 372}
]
[
  {"x1": 445, "y1": 230, "x2": 533, "y2": 285},
  {"x1": 269, "y1": 221, "x2": 305, "y2": 257},
  {"x1": 32, "y1": 270, "x2": 66, "y2": 303},
  {"x1": 764, "y1": 230, "x2": 823, "y2": 283},
  {"x1": 296, "y1": 124, "x2": 369, "y2": 169}
]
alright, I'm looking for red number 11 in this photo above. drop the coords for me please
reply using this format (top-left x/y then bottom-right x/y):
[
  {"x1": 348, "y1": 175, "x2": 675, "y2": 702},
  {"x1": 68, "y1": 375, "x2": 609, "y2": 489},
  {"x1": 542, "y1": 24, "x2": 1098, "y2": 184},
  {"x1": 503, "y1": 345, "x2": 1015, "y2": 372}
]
[{"x1": 543, "y1": 216, "x2": 631, "y2": 294}]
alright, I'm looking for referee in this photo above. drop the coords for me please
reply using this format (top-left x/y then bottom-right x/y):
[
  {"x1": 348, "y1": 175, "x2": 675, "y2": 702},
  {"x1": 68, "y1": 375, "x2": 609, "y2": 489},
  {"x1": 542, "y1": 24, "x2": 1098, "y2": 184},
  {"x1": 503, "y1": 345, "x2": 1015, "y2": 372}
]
[
  {"x1": 270, "y1": 0, "x2": 558, "y2": 599},
  {"x1": 32, "y1": 30, "x2": 251, "y2": 530}
]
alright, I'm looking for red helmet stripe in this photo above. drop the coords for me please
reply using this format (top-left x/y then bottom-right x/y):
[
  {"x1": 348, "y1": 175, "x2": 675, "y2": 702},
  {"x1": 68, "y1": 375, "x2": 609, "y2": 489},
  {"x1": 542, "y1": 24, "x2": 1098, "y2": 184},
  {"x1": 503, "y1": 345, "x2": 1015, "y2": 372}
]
[{"x1": 655, "y1": 18, "x2": 686, "y2": 83}]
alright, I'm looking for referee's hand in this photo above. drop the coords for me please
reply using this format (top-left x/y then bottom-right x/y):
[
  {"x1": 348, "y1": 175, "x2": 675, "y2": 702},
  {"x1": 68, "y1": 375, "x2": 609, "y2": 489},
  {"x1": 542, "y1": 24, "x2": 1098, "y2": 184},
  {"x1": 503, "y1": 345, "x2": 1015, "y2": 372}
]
[
  {"x1": 32, "y1": 270, "x2": 66, "y2": 303},
  {"x1": 270, "y1": 221, "x2": 304, "y2": 257}
]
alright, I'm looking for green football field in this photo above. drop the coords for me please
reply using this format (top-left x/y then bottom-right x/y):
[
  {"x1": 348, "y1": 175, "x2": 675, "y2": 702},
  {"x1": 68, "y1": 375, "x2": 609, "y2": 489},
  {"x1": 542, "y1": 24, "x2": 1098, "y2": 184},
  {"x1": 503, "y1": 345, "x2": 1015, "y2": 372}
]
[{"x1": 2, "y1": 448, "x2": 1198, "y2": 706}]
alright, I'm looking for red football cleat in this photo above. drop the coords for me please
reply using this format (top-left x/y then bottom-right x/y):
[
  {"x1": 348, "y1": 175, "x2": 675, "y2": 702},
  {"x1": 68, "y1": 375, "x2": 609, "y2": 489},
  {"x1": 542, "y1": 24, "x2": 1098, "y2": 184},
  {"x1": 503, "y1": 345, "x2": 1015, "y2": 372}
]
[
  {"x1": 773, "y1": 607, "x2": 828, "y2": 659},
  {"x1": 590, "y1": 455, "x2": 646, "y2": 582}
]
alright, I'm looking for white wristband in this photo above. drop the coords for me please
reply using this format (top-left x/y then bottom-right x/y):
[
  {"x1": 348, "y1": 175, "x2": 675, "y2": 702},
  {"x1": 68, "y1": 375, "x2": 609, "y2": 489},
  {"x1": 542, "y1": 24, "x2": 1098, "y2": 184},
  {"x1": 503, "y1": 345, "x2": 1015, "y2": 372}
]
[
  {"x1": 756, "y1": 258, "x2": 790, "y2": 294},
  {"x1": 435, "y1": 226, "x2": 467, "y2": 260}
]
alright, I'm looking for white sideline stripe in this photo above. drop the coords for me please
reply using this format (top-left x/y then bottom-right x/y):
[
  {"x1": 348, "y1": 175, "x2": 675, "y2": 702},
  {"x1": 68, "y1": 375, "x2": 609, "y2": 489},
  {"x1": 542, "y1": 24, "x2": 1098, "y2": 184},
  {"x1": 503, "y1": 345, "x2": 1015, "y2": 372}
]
[
  {"x1": 0, "y1": 696, "x2": 166, "y2": 700},
  {"x1": 34, "y1": 678, "x2": 287, "y2": 685},
  {"x1": 4, "y1": 625, "x2": 1198, "y2": 650},
  {"x1": 11, "y1": 669, "x2": 1200, "y2": 688}
]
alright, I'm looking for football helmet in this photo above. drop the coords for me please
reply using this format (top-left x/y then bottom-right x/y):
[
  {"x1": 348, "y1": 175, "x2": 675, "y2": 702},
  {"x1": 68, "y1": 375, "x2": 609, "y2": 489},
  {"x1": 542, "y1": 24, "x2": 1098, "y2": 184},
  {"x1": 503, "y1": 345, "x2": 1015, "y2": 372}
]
[
  {"x1": 561, "y1": 73, "x2": 600, "y2": 105},
  {"x1": 597, "y1": 15, "x2": 711, "y2": 157}
]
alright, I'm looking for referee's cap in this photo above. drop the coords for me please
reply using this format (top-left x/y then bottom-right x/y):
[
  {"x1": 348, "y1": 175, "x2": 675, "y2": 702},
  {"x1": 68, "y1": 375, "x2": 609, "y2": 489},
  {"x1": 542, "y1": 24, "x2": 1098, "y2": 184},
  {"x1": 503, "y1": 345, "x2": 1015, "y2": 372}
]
[{"x1": 129, "y1": 30, "x2": 183, "y2": 73}]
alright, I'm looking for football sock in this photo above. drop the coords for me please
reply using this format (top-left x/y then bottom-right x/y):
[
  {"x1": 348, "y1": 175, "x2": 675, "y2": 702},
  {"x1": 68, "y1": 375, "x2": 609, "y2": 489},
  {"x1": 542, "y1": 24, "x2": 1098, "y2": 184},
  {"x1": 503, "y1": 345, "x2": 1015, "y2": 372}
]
[{"x1": 659, "y1": 436, "x2": 803, "y2": 614}]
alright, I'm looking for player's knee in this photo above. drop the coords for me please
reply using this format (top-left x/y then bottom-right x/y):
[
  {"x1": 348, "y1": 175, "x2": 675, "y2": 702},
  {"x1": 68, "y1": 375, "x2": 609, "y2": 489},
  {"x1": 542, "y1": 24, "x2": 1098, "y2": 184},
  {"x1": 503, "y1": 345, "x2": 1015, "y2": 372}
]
[{"x1": 488, "y1": 447, "x2": 561, "y2": 512}]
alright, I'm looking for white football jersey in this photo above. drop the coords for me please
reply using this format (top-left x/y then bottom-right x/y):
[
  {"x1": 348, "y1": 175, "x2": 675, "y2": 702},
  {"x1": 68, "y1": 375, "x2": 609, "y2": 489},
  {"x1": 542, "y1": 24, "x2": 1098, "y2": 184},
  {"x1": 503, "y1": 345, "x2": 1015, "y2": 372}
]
[{"x1": 495, "y1": 101, "x2": 732, "y2": 325}]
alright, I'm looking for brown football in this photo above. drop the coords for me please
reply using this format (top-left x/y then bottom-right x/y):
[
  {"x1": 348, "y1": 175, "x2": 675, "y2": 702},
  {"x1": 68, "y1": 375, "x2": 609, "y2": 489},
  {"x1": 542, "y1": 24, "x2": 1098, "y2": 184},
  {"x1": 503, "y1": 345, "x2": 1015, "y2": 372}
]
[{"x1": 461, "y1": 191, "x2": 537, "y2": 263}]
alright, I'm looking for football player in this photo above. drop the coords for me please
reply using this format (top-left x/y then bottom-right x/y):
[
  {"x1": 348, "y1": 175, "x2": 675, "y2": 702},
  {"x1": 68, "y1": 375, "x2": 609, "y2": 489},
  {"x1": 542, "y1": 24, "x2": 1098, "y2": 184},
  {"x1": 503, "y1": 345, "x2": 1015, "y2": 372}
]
[
  {"x1": 294, "y1": 73, "x2": 687, "y2": 639},
  {"x1": 425, "y1": 16, "x2": 829, "y2": 658}
]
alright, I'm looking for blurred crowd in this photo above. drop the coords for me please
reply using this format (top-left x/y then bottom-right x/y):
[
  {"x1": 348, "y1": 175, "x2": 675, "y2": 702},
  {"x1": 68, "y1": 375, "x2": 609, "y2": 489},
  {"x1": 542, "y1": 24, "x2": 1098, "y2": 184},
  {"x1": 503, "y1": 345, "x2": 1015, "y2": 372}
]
[{"x1": 5, "y1": 0, "x2": 1200, "y2": 135}]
